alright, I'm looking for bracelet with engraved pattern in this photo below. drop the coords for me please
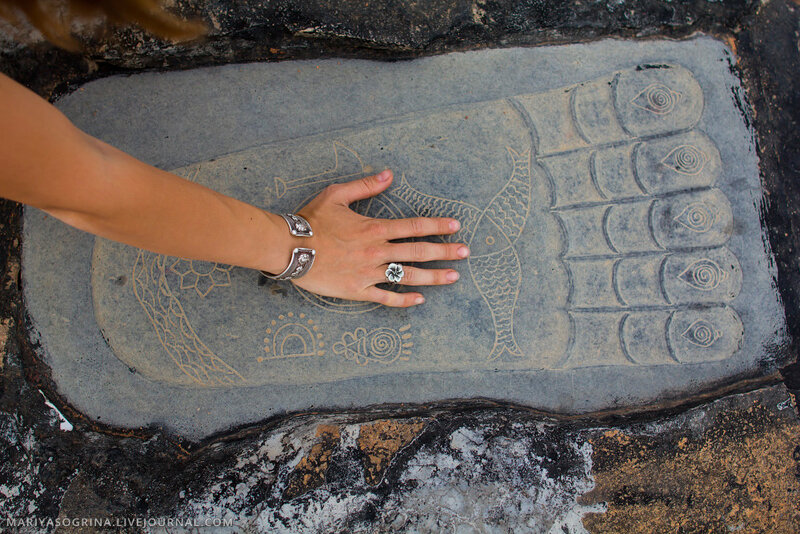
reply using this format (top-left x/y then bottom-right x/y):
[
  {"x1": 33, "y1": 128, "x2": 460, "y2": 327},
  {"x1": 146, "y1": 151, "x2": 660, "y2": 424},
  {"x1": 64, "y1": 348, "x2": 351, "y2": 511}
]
[
  {"x1": 260, "y1": 213, "x2": 315, "y2": 280},
  {"x1": 280, "y1": 213, "x2": 313, "y2": 237},
  {"x1": 261, "y1": 247, "x2": 316, "y2": 280}
]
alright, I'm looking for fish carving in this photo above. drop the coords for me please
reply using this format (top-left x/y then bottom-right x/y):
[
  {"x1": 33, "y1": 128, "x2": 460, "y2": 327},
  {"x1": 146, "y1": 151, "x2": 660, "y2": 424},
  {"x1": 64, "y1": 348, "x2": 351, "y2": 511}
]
[{"x1": 388, "y1": 147, "x2": 532, "y2": 361}]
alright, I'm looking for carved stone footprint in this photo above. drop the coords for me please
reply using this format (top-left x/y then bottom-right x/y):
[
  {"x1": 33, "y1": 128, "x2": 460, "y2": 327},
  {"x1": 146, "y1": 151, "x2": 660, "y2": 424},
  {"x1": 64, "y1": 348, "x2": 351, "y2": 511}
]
[{"x1": 93, "y1": 63, "x2": 745, "y2": 387}]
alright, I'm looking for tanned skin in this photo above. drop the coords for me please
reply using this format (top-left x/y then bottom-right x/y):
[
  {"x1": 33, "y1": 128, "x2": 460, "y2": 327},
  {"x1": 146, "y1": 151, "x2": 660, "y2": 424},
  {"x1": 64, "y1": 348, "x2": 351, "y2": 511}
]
[{"x1": 0, "y1": 73, "x2": 469, "y2": 307}]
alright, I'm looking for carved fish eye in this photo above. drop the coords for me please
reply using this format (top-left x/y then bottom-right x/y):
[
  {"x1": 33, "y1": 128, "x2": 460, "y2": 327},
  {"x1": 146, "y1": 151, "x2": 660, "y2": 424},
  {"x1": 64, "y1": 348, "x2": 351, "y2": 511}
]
[
  {"x1": 673, "y1": 202, "x2": 719, "y2": 233},
  {"x1": 681, "y1": 320, "x2": 722, "y2": 348},
  {"x1": 661, "y1": 144, "x2": 708, "y2": 175},
  {"x1": 631, "y1": 83, "x2": 682, "y2": 115},
  {"x1": 678, "y1": 259, "x2": 728, "y2": 291},
  {"x1": 486, "y1": 236, "x2": 495, "y2": 246}
]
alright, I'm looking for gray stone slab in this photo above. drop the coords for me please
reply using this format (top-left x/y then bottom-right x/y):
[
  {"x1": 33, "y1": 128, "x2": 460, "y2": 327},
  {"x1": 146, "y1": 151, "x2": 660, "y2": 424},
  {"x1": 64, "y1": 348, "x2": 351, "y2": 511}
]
[{"x1": 22, "y1": 38, "x2": 787, "y2": 439}]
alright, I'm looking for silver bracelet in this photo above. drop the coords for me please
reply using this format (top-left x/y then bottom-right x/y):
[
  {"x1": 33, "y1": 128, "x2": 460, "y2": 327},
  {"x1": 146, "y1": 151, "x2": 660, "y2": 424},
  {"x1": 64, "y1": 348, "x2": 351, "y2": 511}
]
[
  {"x1": 281, "y1": 213, "x2": 313, "y2": 237},
  {"x1": 260, "y1": 214, "x2": 316, "y2": 280}
]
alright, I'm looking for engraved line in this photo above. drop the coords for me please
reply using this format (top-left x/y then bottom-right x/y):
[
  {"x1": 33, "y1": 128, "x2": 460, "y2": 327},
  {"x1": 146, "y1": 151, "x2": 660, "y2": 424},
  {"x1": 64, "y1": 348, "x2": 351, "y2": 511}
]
[
  {"x1": 612, "y1": 258, "x2": 627, "y2": 307},
  {"x1": 481, "y1": 147, "x2": 532, "y2": 249},
  {"x1": 289, "y1": 175, "x2": 365, "y2": 190},
  {"x1": 588, "y1": 151, "x2": 608, "y2": 200},
  {"x1": 295, "y1": 291, "x2": 381, "y2": 313},
  {"x1": 630, "y1": 142, "x2": 650, "y2": 195},
  {"x1": 472, "y1": 248, "x2": 524, "y2": 361},
  {"x1": 380, "y1": 192, "x2": 419, "y2": 220},
  {"x1": 618, "y1": 313, "x2": 637, "y2": 364},
  {"x1": 499, "y1": 145, "x2": 533, "y2": 245},
  {"x1": 564, "y1": 244, "x2": 726, "y2": 261},
  {"x1": 551, "y1": 185, "x2": 712, "y2": 211},
  {"x1": 647, "y1": 199, "x2": 665, "y2": 250},
  {"x1": 601, "y1": 206, "x2": 619, "y2": 254},
  {"x1": 275, "y1": 142, "x2": 369, "y2": 200},
  {"x1": 555, "y1": 312, "x2": 577, "y2": 369},
  {"x1": 539, "y1": 160, "x2": 559, "y2": 208},
  {"x1": 507, "y1": 97, "x2": 540, "y2": 158},
  {"x1": 658, "y1": 254, "x2": 673, "y2": 305},
  {"x1": 132, "y1": 252, "x2": 245, "y2": 386},
  {"x1": 569, "y1": 87, "x2": 593, "y2": 145},
  {"x1": 569, "y1": 303, "x2": 726, "y2": 313},
  {"x1": 610, "y1": 72, "x2": 636, "y2": 139},
  {"x1": 664, "y1": 312, "x2": 680, "y2": 363},
  {"x1": 362, "y1": 196, "x2": 374, "y2": 217},
  {"x1": 282, "y1": 141, "x2": 366, "y2": 187},
  {"x1": 564, "y1": 259, "x2": 575, "y2": 307},
  {"x1": 552, "y1": 212, "x2": 570, "y2": 259},
  {"x1": 382, "y1": 166, "x2": 529, "y2": 361},
  {"x1": 536, "y1": 128, "x2": 695, "y2": 161},
  {"x1": 387, "y1": 173, "x2": 482, "y2": 241}
]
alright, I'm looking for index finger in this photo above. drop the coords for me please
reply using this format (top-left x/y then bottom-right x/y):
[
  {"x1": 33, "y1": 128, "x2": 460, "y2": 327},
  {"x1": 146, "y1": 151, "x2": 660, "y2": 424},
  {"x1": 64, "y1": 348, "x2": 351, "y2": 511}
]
[{"x1": 381, "y1": 217, "x2": 461, "y2": 240}]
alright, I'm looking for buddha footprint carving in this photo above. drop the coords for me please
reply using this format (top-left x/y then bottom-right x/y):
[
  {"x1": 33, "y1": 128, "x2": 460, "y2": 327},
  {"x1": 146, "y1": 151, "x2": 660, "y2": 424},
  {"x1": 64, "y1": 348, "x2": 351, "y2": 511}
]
[{"x1": 102, "y1": 62, "x2": 747, "y2": 388}]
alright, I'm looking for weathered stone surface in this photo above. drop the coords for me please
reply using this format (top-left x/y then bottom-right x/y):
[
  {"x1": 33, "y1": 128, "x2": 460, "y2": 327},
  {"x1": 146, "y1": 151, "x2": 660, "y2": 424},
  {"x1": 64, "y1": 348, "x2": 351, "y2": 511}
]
[
  {"x1": 284, "y1": 424, "x2": 341, "y2": 499},
  {"x1": 22, "y1": 38, "x2": 786, "y2": 438},
  {"x1": 581, "y1": 387, "x2": 800, "y2": 533},
  {"x1": 136, "y1": 385, "x2": 798, "y2": 533},
  {"x1": 357, "y1": 419, "x2": 427, "y2": 486}
]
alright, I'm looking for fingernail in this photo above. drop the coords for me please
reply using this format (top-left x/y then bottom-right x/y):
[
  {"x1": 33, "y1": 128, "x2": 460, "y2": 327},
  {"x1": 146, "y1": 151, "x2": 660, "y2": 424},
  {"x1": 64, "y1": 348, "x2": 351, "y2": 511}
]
[
  {"x1": 415, "y1": 296, "x2": 425, "y2": 305},
  {"x1": 377, "y1": 170, "x2": 391, "y2": 182},
  {"x1": 449, "y1": 220, "x2": 461, "y2": 232},
  {"x1": 458, "y1": 246, "x2": 470, "y2": 258},
  {"x1": 447, "y1": 271, "x2": 460, "y2": 282}
]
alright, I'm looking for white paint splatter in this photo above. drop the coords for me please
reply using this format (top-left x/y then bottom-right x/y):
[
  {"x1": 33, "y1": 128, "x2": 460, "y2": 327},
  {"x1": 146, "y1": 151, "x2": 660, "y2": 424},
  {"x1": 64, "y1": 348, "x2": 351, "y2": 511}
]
[{"x1": 38, "y1": 390, "x2": 72, "y2": 431}]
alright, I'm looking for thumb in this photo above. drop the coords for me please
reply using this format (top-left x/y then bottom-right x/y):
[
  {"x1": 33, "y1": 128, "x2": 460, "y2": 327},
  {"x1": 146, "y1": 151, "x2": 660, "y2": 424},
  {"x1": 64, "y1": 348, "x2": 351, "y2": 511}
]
[{"x1": 332, "y1": 169, "x2": 393, "y2": 205}]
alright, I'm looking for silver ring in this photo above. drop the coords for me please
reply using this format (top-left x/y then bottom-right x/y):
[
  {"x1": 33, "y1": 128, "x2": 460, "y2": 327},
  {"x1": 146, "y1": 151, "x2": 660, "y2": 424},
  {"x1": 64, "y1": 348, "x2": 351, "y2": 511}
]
[{"x1": 385, "y1": 263, "x2": 405, "y2": 284}]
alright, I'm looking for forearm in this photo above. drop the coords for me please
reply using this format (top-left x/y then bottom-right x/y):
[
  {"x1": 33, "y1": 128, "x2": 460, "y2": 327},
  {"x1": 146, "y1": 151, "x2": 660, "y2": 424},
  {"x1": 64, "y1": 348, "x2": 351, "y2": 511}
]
[
  {"x1": 1, "y1": 73, "x2": 294, "y2": 273},
  {"x1": 51, "y1": 137, "x2": 295, "y2": 272}
]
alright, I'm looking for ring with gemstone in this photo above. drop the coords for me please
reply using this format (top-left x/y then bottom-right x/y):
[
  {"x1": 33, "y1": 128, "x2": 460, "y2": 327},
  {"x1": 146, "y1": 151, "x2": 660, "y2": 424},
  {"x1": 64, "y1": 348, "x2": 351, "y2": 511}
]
[{"x1": 385, "y1": 263, "x2": 405, "y2": 284}]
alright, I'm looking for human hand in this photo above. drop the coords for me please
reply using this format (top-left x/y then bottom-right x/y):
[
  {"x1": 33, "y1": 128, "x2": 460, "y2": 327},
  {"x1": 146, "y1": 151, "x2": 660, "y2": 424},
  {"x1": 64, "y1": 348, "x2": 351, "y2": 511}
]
[{"x1": 293, "y1": 170, "x2": 469, "y2": 307}]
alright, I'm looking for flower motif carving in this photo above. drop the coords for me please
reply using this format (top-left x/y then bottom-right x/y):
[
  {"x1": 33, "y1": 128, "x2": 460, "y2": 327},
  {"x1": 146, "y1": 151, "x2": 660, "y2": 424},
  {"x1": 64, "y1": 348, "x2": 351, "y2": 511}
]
[{"x1": 169, "y1": 259, "x2": 234, "y2": 298}]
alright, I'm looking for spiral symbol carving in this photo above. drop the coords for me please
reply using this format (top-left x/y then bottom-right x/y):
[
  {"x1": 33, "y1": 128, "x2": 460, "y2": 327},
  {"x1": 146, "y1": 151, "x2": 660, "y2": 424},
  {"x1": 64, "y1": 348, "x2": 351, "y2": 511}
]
[
  {"x1": 682, "y1": 320, "x2": 721, "y2": 348},
  {"x1": 369, "y1": 328, "x2": 401, "y2": 362},
  {"x1": 674, "y1": 202, "x2": 718, "y2": 233},
  {"x1": 692, "y1": 264, "x2": 717, "y2": 288},
  {"x1": 692, "y1": 324, "x2": 713, "y2": 344},
  {"x1": 678, "y1": 259, "x2": 728, "y2": 291},
  {"x1": 688, "y1": 209, "x2": 705, "y2": 227},
  {"x1": 334, "y1": 325, "x2": 412, "y2": 365},
  {"x1": 661, "y1": 145, "x2": 708, "y2": 175},
  {"x1": 631, "y1": 83, "x2": 681, "y2": 115},
  {"x1": 647, "y1": 85, "x2": 673, "y2": 112}
]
